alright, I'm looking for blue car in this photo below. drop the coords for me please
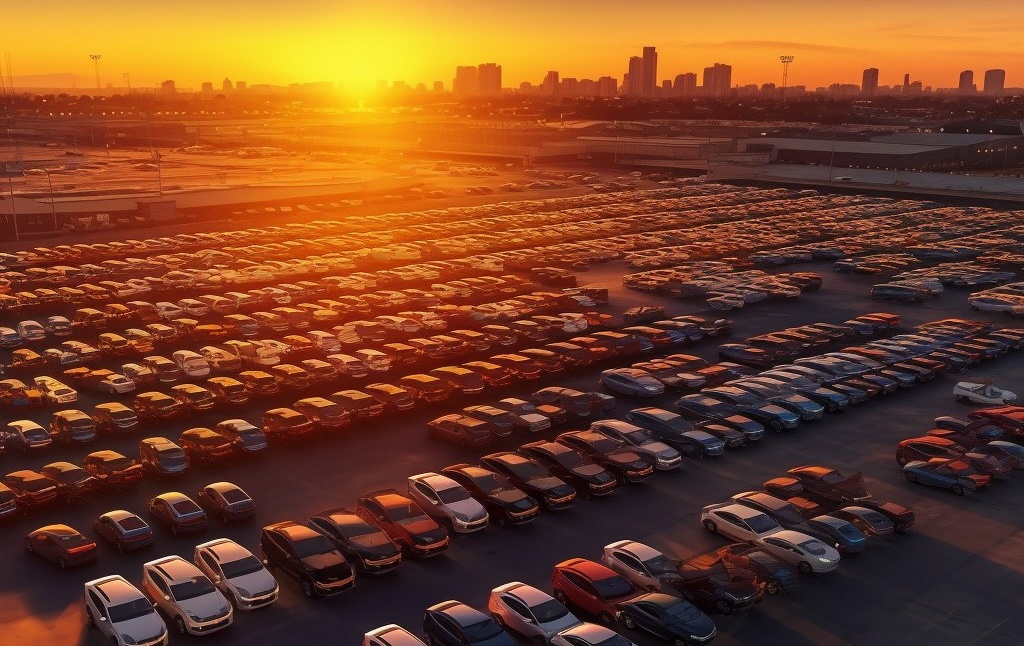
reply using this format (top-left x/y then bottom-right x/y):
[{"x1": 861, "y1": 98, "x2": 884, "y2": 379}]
[
  {"x1": 423, "y1": 600, "x2": 516, "y2": 646},
  {"x1": 902, "y1": 459, "x2": 992, "y2": 496},
  {"x1": 807, "y1": 515, "x2": 867, "y2": 553},
  {"x1": 616, "y1": 593, "x2": 717, "y2": 645}
]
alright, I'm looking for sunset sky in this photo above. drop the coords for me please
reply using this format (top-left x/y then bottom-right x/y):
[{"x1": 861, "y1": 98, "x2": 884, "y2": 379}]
[{"x1": 6, "y1": 0, "x2": 1024, "y2": 93}]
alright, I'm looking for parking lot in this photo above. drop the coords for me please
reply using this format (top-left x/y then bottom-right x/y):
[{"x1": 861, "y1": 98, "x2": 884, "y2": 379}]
[{"x1": 0, "y1": 182, "x2": 1022, "y2": 646}]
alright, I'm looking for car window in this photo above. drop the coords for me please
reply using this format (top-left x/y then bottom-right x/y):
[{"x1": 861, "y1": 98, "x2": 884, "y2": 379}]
[
  {"x1": 615, "y1": 552, "x2": 646, "y2": 574},
  {"x1": 502, "y1": 596, "x2": 532, "y2": 618},
  {"x1": 199, "y1": 551, "x2": 220, "y2": 573},
  {"x1": 88, "y1": 591, "x2": 108, "y2": 619},
  {"x1": 415, "y1": 483, "x2": 439, "y2": 503},
  {"x1": 149, "y1": 573, "x2": 170, "y2": 595}
]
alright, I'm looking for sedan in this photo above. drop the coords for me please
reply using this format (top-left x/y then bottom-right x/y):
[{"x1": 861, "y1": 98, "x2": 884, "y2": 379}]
[
  {"x1": 551, "y1": 623, "x2": 637, "y2": 646},
  {"x1": 309, "y1": 508, "x2": 402, "y2": 574},
  {"x1": 805, "y1": 515, "x2": 867, "y2": 553},
  {"x1": 148, "y1": 491, "x2": 208, "y2": 535},
  {"x1": 24, "y1": 524, "x2": 97, "y2": 568},
  {"x1": 423, "y1": 600, "x2": 516, "y2": 646},
  {"x1": 3, "y1": 470, "x2": 58, "y2": 507},
  {"x1": 554, "y1": 431, "x2": 655, "y2": 483},
  {"x1": 93, "y1": 509, "x2": 154, "y2": 552},
  {"x1": 616, "y1": 593, "x2": 717, "y2": 646},
  {"x1": 599, "y1": 369, "x2": 665, "y2": 397},
  {"x1": 480, "y1": 452, "x2": 577, "y2": 511},
  {"x1": 197, "y1": 481, "x2": 256, "y2": 522},
  {"x1": 441, "y1": 464, "x2": 541, "y2": 526},
  {"x1": 903, "y1": 456, "x2": 993, "y2": 494},
  {"x1": 356, "y1": 490, "x2": 450, "y2": 558},
  {"x1": 754, "y1": 530, "x2": 841, "y2": 575},
  {"x1": 551, "y1": 558, "x2": 643, "y2": 625},
  {"x1": 407, "y1": 472, "x2": 489, "y2": 533},
  {"x1": 520, "y1": 440, "x2": 619, "y2": 498},
  {"x1": 488, "y1": 581, "x2": 581, "y2": 642},
  {"x1": 587, "y1": 420, "x2": 682, "y2": 471},
  {"x1": 830, "y1": 505, "x2": 896, "y2": 536},
  {"x1": 194, "y1": 538, "x2": 279, "y2": 610},
  {"x1": 700, "y1": 503, "x2": 782, "y2": 542}
]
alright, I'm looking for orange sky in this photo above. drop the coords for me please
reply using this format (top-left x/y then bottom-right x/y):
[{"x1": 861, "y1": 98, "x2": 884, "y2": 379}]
[{"x1": 6, "y1": 1, "x2": 1024, "y2": 93}]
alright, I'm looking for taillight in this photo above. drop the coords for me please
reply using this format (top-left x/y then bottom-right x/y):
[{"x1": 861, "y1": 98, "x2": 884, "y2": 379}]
[{"x1": 68, "y1": 543, "x2": 96, "y2": 554}]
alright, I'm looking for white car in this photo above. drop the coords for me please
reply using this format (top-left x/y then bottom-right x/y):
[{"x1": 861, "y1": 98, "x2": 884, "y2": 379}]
[
  {"x1": 141, "y1": 555, "x2": 233, "y2": 636},
  {"x1": 488, "y1": 581, "x2": 581, "y2": 642},
  {"x1": 953, "y1": 381, "x2": 1017, "y2": 405},
  {"x1": 700, "y1": 503, "x2": 782, "y2": 542},
  {"x1": 193, "y1": 538, "x2": 279, "y2": 610},
  {"x1": 33, "y1": 376, "x2": 78, "y2": 404},
  {"x1": 407, "y1": 472, "x2": 489, "y2": 533},
  {"x1": 599, "y1": 540, "x2": 680, "y2": 592},
  {"x1": 588, "y1": 420, "x2": 682, "y2": 471},
  {"x1": 551, "y1": 622, "x2": 637, "y2": 646},
  {"x1": 364, "y1": 624, "x2": 428, "y2": 646},
  {"x1": 754, "y1": 529, "x2": 841, "y2": 574},
  {"x1": 84, "y1": 574, "x2": 169, "y2": 646},
  {"x1": 172, "y1": 350, "x2": 211, "y2": 378},
  {"x1": 155, "y1": 302, "x2": 185, "y2": 321}
]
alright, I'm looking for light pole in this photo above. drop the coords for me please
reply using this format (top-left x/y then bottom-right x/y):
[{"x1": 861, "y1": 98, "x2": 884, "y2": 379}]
[
  {"x1": 779, "y1": 55, "x2": 794, "y2": 99},
  {"x1": 5, "y1": 171, "x2": 19, "y2": 243},
  {"x1": 90, "y1": 54, "x2": 102, "y2": 90},
  {"x1": 42, "y1": 168, "x2": 58, "y2": 231}
]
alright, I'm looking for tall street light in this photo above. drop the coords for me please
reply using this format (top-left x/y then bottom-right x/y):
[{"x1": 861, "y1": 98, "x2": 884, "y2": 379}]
[
  {"x1": 41, "y1": 168, "x2": 59, "y2": 231},
  {"x1": 779, "y1": 55, "x2": 795, "y2": 98}
]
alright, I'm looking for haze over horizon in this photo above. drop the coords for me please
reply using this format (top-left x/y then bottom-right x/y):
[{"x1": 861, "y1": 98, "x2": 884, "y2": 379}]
[{"x1": 6, "y1": 0, "x2": 1024, "y2": 93}]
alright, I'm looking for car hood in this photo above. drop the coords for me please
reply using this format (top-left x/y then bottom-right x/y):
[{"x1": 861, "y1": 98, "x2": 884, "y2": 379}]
[
  {"x1": 665, "y1": 603, "x2": 717, "y2": 637},
  {"x1": 229, "y1": 569, "x2": 278, "y2": 597},
  {"x1": 574, "y1": 463, "x2": 611, "y2": 479},
  {"x1": 447, "y1": 499, "x2": 487, "y2": 521},
  {"x1": 116, "y1": 611, "x2": 166, "y2": 644},
  {"x1": 177, "y1": 591, "x2": 230, "y2": 621},
  {"x1": 300, "y1": 551, "x2": 345, "y2": 571}
]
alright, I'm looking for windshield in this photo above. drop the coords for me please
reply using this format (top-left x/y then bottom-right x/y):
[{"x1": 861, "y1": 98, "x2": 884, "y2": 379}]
[
  {"x1": 172, "y1": 500, "x2": 202, "y2": 515},
  {"x1": 644, "y1": 554, "x2": 678, "y2": 575},
  {"x1": 594, "y1": 635, "x2": 634, "y2": 646},
  {"x1": 594, "y1": 574, "x2": 635, "y2": 598},
  {"x1": 798, "y1": 540, "x2": 828, "y2": 556},
  {"x1": 221, "y1": 555, "x2": 264, "y2": 579},
  {"x1": 622, "y1": 429, "x2": 651, "y2": 444},
  {"x1": 463, "y1": 619, "x2": 503, "y2": 642},
  {"x1": 435, "y1": 486, "x2": 471, "y2": 504},
  {"x1": 532, "y1": 599, "x2": 569, "y2": 623},
  {"x1": 160, "y1": 454, "x2": 187, "y2": 468},
  {"x1": 470, "y1": 472, "x2": 507, "y2": 494},
  {"x1": 293, "y1": 534, "x2": 334, "y2": 559},
  {"x1": 108, "y1": 597, "x2": 155, "y2": 623},
  {"x1": 747, "y1": 514, "x2": 780, "y2": 534},
  {"x1": 335, "y1": 517, "x2": 377, "y2": 539},
  {"x1": 170, "y1": 576, "x2": 217, "y2": 601},
  {"x1": 665, "y1": 600, "x2": 701, "y2": 621}
]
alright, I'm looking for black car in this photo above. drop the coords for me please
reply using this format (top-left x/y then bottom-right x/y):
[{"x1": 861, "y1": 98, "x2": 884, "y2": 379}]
[
  {"x1": 617, "y1": 593, "x2": 717, "y2": 645},
  {"x1": 260, "y1": 520, "x2": 355, "y2": 598},
  {"x1": 479, "y1": 452, "x2": 576, "y2": 511},
  {"x1": 769, "y1": 366, "x2": 871, "y2": 403},
  {"x1": 700, "y1": 387, "x2": 803, "y2": 431},
  {"x1": 554, "y1": 430, "x2": 655, "y2": 483},
  {"x1": 746, "y1": 375, "x2": 850, "y2": 413},
  {"x1": 725, "y1": 381, "x2": 827, "y2": 420},
  {"x1": 308, "y1": 508, "x2": 402, "y2": 574},
  {"x1": 675, "y1": 555, "x2": 764, "y2": 614},
  {"x1": 423, "y1": 600, "x2": 516, "y2": 646},
  {"x1": 717, "y1": 344, "x2": 778, "y2": 369},
  {"x1": 627, "y1": 406, "x2": 762, "y2": 449},
  {"x1": 441, "y1": 463, "x2": 540, "y2": 526},
  {"x1": 716, "y1": 543, "x2": 797, "y2": 595},
  {"x1": 519, "y1": 441, "x2": 618, "y2": 497}
]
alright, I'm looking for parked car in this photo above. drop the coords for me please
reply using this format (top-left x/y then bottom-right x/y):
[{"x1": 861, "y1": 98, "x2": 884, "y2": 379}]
[
  {"x1": 139, "y1": 437, "x2": 190, "y2": 478},
  {"x1": 141, "y1": 555, "x2": 233, "y2": 635},
  {"x1": 355, "y1": 489, "x2": 450, "y2": 558},
  {"x1": 260, "y1": 520, "x2": 355, "y2": 598},
  {"x1": 488, "y1": 582, "x2": 581, "y2": 642},
  {"x1": 83, "y1": 450, "x2": 143, "y2": 489},
  {"x1": 902, "y1": 458, "x2": 992, "y2": 495},
  {"x1": 23, "y1": 523, "x2": 96, "y2": 568},
  {"x1": 83, "y1": 575, "x2": 168, "y2": 646},
  {"x1": 262, "y1": 408, "x2": 316, "y2": 442},
  {"x1": 193, "y1": 537, "x2": 279, "y2": 610},
  {"x1": 308, "y1": 508, "x2": 402, "y2": 574},
  {"x1": 551, "y1": 558, "x2": 642, "y2": 625},
  {"x1": 423, "y1": 600, "x2": 516, "y2": 646},
  {"x1": 755, "y1": 530, "x2": 841, "y2": 575},
  {"x1": 519, "y1": 440, "x2": 619, "y2": 498},
  {"x1": 148, "y1": 491, "x2": 208, "y2": 535},
  {"x1": 480, "y1": 452, "x2": 577, "y2": 511},
  {"x1": 179, "y1": 427, "x2": 238, "y2": 464},
  {"x1": 588, "y1": 420, "x2": 683, "y2": 471},
  {"x1": 616, "y1": 593, "x2": 717, "y2": 645},
  {"x1": 197, "y1": 481, "x2": 256, "y2": 522},
  {"x1": 441, "y1": 463, "x2": 541, "y2": 527},
  {"x1": 39, "y1": 461, "x2": 98, "y2": 500},
  {"x1": 427, "y1": 414, "x2": 494, "y2": 447},
  {"x1": 93, "y1": 509, "x2": 155, "y2": 552},
  {"x1": 407, "y1": 472, "x2": 490, "y2": 533}
]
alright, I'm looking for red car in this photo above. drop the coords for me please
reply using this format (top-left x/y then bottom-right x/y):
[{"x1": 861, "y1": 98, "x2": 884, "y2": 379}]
[
  {"x1": 968, "y1": 406, "x2": 1024, "y2": 437},
  {"x1": 355, "y1": 489, "x2": 449, "y2": 559},
  {"x1": 24, "y1": 524, "x2": 97, "y2": 568},
  {"x1": 551, "y1": 557, "x2": 643, "y2": 625}
]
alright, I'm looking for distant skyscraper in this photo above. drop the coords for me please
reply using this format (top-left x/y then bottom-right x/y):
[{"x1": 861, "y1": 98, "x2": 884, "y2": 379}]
[
  {"x1": 702, "y1": 63, "x2": 732, "y2": 97},
  {"x1": 861, "y1": 68, "x2": 879, "y2": 96},
  {"x1": 160, "y1": 80, "x2": 176, "y2": 96},
  {"x1": 626, "y1": 56, "x2": 643, "y2": 96},
  {"x1": 984, "y1": 69, "x2": 1006, "y2": 95},
  {"x1": 222, "y1": 78, "x2": 233, "y2": 91},
  {"x1": 674, "y1": 73, "x2": 698, "y2": 96},
  {"x1": 201, "y1": 81, "x2": 213, "y2": 94},
  {"x1": 561, "y1": 77, "x2": 579, "y2": 97},
  {"x1": 641, "y1": 46, "x2": 657, "y2": 96},
  {"x1": 596, "y1": 76, "x2": 617, "y2": 97},
  {"x1": 477, "y1": 63, "x2": 502, "y2": 96},
  {"x1": 453, "y1": 66, "x2": 478, "y2": 96},
  {"x1": 433, "y1": 81, "x2": 444, "y2": 92},
  {"x1": 958, "y1": 70, "x2": 975, "y2": 94},
  {"x1": 541, "y1": 71, "x2": 560, "y2": 96},
  {"x1": 902, "y1": 73, "x2": 910, "y2": 91}
]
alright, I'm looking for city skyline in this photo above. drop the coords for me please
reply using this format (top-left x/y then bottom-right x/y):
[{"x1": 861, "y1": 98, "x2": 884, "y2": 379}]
[{"x1": 4, "y1": 0, "x2": 1024, "y2": 94}]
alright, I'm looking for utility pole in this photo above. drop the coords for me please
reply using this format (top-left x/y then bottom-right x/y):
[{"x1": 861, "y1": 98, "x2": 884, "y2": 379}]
[
  {"x1": 6, "y1": 172, "x2": 19, "y2": 242},
  {"x1": 90, "y1": 54, "x2": 101, "y2": 89},
  {"x1": 779, "y1": 55, "x2": 794, "y2": 99},
  {"x1": 123, "y1": 72, "x2": 131, "y2": 92}
]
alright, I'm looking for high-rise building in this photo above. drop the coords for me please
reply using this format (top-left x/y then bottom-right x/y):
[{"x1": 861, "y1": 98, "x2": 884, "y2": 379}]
[
  {"x1": 902, "y1": 73, "x2": 911, "y2": 91},
  {"x1": 200, "y1": 82, "x2": 213, "y2": 94},
  {"x1": 984, "y1": 69, "x2": 1006, "y2": 96},
  {"x1": 477, "y1": 63, "x2": 502, "y2": 96},
  {"x1": 596, "y1": 76, "x2": 617, "y2": 97},
  {"x1": 235, "y1": 81, "x2": 246, "y2": 91},
  {"x1": 625, "y1": 56, "x2": 643, "y2": 96},
  {"x1": 222, "y1": 78, "x2": 233, "y2": 91},
  {"x1": 453, "y1": 66, "x2": 478, "y2": 96},
  {"x1": 160, "y1": 80, "x2": 176, "y2": 96},
  {"x1": 861, "y1": 68, "x2": 879, "y2": 96},
  {"x1": 674, "y1": 73, "x2": 698, "y2": 96},
  {"x1": 541, "y1": 71, "x2": 560, "y2": 96},
  {"x1": 641, "y1": 46, "x2": 657, "y2": 96},
  {"x1": 702, "y1": 63, "x2": 732, "y2": 97},
  {"x1": 433, "y1": 81, "x2": 444, "y2": 92},
  {"x1": 958, "y1": 70, "x2": 975, "y2": 94},
  {"x1": 561, "y1": 77, "x2": 579, "y2": 97}
]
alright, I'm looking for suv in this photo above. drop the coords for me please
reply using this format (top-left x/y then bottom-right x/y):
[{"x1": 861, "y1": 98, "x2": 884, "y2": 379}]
[
  {"x1": 141, "y1": 555, "x2": 233, "y2": 635},
  {"x1": 84, "y1": 575, "x2": 169, "y2": 646},
  {"x1": 260, "y1": 520, "x2": 355, "y2": 598},
  {"x1": 139, "y1": 437, "x2": 190, "y2": 478}
]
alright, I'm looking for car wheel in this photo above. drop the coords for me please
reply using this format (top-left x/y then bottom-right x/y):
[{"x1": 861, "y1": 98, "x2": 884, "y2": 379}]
[
  {"x1": 715, "y1": 599, "x2": 732, "y2": 614},
  {"x1": 597, "y1": 612, "x2": 614, "y2": 626},
  {"x1": 622, "y1": 615, "x2": 637, "y2": 629},
  {"x1": 951, "y1": 484, "x2": 966, "y2": 496},
  {"x1": 904, "y1": 471, "x2": 917, "y2": 483},
  {"x1": 797, "y1": 561, "x2": 813, "y2": 575},
  {"x1": 57, "y1": 556, "x2": 68, "y2": 569},
  {"x1": 301, "y1": 578, "x2": 315, "y2": 598},
  {"x1": 175, "y1": 616, "x2": 188, "y2": 634},
  {"x1": 86, "y1": 608, "x2": 96, "y2": 627},
  {"x1": 896, "y1": 455, "x2": 908, "y2": 466},
  {"x1": 554, "y1": 590, "x2": 568, "y2": 605},
  {"x1": 702, "y1": 519, "x2": 717, "y2": 534},
  {"x1": 765, "y1": 581, "x2": 780, "y2": 595}
]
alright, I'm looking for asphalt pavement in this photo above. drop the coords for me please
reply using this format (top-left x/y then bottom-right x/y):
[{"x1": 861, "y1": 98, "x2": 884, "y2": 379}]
[{"x1": 1, "y1": 258, "x2": 1022, "y2": 646}]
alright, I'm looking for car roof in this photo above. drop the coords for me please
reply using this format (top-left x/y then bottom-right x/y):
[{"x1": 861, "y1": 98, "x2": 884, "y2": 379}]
[
  {"x1": 558, "y1": 557, "x2": 618, "y2": 579},
  {"x1": 714, "y1": 503, "x2": 769, "y2": 520},
  {"x1": 430, "y1": 600, "x2": 488, "y2": 625},
  {"x1": 197, "y1": 538, "x2": 250, "y2": 562},
  {"x1": 611, "y1": 540, "x2": 664, "y2": 561},
  {"x1": 87, "y1": 575, "x2": 144, "y2": 603},
  {"x1": 145, "y1": 555, "x2": 203, "y2": 582},
  {"x1": 769, "y1": 529, "x2": 819, "y2": 544}
]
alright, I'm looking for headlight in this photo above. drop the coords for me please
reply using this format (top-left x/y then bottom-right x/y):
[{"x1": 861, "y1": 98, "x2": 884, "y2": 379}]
[
  {"x1": 235, "y1": 586, "x2": 251, "y2": 599},
  {"x1": 818, "y1": 557, "x2": 831, "y2": 563},
  {"x1": 122, "y1": 635, "x2": 138, "y2": 646},
  {"x1": 189, "y1": 613, "x2": 202, "y2": 622}
]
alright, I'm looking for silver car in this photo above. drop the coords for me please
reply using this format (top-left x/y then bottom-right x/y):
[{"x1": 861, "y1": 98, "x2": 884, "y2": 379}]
[
  {"x1": 588, "y1": 420, "x2": 682, "y2": 471},
  {"x1": 488, "y1": 582, "x2": 581, "y2": 643},
  {"x1": 141, "y1": 555, "x2": 233, "y2": 636},
  {"x1": 84, "y1": 575, "x2": 168, "y2": 646},
  {"x1": 194, "y1": 538, "x2": 279, "y2": 610},
  {"x1": 407, "y1": 472, "x2": 489, "y2": 533},
  {"x1": 755, "y1": 529, "x2": 841, "y2": 575},
  {"x1": 364, "y1": 624, "x2": 428, "y2": 646},
  {"x1": 599, "y1": 540, "x2": 680, "y2": 592}
]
